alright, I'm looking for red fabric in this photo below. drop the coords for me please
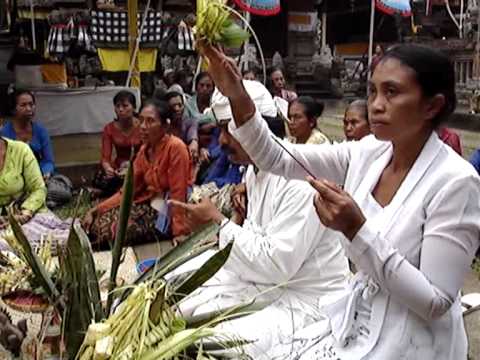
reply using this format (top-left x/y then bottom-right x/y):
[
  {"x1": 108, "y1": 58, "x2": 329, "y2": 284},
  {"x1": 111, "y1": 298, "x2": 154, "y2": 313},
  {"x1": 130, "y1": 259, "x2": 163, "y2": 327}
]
[
  {"x1": 101, "y1": 121, "x2": 142, "y2": 169},
  {"x1": 437, "y1": 127, "x2": 463, "y2": 156},
  {"x1": 97, "y1": 135, "x2": 192, "y2": 236},
  {"x1": 280, "y1": 89, "x2": 298, "y2": 103}
]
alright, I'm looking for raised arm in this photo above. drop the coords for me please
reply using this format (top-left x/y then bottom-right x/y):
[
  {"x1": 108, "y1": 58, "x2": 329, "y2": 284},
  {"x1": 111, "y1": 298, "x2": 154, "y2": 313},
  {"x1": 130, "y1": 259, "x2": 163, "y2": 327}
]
[
  {"x1": 198, "y1": 43, "x2": 351, "y2": 184},
  {"x1": 230, "y1": 110, "x2": 351, "y2": 184}
]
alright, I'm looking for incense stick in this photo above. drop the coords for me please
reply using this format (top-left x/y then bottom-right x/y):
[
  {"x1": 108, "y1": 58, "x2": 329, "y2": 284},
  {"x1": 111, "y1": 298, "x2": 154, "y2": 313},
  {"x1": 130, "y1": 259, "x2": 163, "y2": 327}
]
[
  {"x1": 275, "y1": 104, "x2": 292, "y2": 124},
  {"x1": 270, "y1": 135, "x2": 317, "y2": 179}
]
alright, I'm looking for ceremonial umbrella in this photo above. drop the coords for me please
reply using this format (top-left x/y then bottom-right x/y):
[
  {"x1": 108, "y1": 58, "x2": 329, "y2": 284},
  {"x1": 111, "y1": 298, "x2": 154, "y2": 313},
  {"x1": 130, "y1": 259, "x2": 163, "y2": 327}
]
[
  {"x1": 232, "y1": 0, "x2": 281, "y2": 16},
  {"x1": 375, "y1": 0, "x2": 412, "y2": 17}
]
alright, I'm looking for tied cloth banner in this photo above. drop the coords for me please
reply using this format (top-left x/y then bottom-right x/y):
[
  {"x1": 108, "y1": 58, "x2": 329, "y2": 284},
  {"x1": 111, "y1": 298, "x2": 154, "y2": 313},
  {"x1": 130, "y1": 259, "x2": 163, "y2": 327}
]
[
  {"x1": 98, "y1": 48, "x2": 157, "y2": 72},
  {"x1": 90, "y1": 10, "x2": 167, "y2": 48}
]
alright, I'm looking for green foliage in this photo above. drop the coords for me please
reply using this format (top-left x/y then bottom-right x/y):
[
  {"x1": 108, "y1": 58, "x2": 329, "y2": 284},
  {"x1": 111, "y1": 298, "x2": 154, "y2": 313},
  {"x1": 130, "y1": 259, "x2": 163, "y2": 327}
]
[{"x1": 107, "y1": 161, "x2": 134, "y2": 314}]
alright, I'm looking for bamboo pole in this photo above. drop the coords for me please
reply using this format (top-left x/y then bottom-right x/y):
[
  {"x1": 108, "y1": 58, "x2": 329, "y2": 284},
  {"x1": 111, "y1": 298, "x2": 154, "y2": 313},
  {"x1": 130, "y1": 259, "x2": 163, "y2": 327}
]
[
  {"x1": 127, "y1": 0, "x2": 140, "y2": 88},
  {"x1": 29, "y1": 0, "x2": 36, "y2": 50},
  {"x1": 367, "y1": 0, "x2": 375, "y2": 84}
]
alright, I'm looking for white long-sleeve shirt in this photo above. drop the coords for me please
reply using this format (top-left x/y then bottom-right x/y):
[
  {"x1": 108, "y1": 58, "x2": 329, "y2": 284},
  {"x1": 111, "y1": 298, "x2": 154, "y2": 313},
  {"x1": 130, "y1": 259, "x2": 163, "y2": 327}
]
[
  {"x1": 219, "y1": 167, "x2": 350, "y2": 306},
  {"x1": 229, "y1": 111, "x2": 480, "y2": 360},
  {"x1": 179, "y1": 166, "x2": 350, "y2": 359}
]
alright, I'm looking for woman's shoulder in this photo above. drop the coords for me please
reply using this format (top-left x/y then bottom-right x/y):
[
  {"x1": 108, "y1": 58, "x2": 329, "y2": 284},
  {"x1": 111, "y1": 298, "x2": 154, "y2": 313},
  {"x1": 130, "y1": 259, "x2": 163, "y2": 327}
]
[
  {"x1": 1, "y1": 120, "x2": 14, "y2": 135},
  {"x1": 102, "y1": 121, "x2": 116, "y2": 132},
  {"x1": 167, "y1": 135, "x2": 189, "y2": 150},
  {"x1": 337, "y1": 134, "x2": 390, "y2": 161},
  {"x1": 3, "y1": 137, "x2": 32, "y2": 154},
  {"x1": 437, "y1": 142, "x2": 479, "y2": 181}
]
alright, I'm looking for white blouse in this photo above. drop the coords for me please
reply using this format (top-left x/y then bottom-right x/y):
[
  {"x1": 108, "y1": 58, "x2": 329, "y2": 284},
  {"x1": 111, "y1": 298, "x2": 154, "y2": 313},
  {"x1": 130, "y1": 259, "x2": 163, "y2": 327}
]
[{"x1": 229, "y1": 111, "x2": 480, "y2": 359}]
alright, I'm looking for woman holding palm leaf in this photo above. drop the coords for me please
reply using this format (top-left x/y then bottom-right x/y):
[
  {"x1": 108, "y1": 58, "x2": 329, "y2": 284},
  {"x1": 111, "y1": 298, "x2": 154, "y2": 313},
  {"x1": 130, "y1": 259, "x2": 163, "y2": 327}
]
[{"x1": 197, "y1": 42, "x2": 480, "y2": 359}]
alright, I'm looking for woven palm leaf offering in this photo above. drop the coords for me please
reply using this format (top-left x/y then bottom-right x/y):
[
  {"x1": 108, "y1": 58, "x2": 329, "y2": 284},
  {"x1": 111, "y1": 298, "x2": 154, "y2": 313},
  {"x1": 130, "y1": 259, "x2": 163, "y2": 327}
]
[
  {"x1": 195, "y1": 0, "x2": 250, "y2": 48},
  {"x1": 0, "y1": 163, "x2": 257, "y2": 359}
]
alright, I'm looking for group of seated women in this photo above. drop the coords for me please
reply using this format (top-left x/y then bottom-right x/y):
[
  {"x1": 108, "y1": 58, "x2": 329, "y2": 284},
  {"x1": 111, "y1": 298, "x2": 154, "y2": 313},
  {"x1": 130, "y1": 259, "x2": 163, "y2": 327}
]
[{"x1": 0, "y1": 72, "x2": 372, "y2": 250}]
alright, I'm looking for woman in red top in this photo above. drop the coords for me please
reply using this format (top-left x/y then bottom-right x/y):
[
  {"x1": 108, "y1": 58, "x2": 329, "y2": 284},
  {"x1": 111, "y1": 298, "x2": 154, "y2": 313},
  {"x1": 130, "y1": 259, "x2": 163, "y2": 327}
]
[
  {"x1": 92, "y1": 90, "x2": 142, "y2": 197},
  {"x1": 83, "y1": 100, "x2": 192, "y2": 246}
]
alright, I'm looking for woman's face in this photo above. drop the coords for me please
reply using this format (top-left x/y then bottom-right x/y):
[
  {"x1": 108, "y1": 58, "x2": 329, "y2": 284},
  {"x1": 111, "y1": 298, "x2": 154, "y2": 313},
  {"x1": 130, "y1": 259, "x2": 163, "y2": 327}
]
[
  {"x1": 343, "y1": 107, "x2": 370, "y2": 141},
  {"x1": 139, "y1": 105, "x2": 166, "y2": 145},
  {"x1": 16, "y1": 93, "x2": 35, "y2": 121},
  {"x1": 196, "y1": 76, "x2": 214, "y2": 101},
  {"x1": 368, "y1": 58, "x2": 435, "y2": 143},
  {"x1": 271, "y1": 70, "x2": 285, "y2": 92},
  {"x1": 288, "y1": 102, "x2": 314, "y2": 143},
  {"x1": 115, "y1": 99, "x2": 135, "y2": 122}
]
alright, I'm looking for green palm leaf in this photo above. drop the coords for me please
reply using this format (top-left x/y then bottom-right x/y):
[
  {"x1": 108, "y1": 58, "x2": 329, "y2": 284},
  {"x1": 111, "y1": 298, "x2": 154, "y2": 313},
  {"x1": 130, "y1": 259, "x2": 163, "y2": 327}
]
[
  {"x1": 7, "y1": 213, "x2": 62, "y2": 308},
  {"x1": 107, "y1": 160, "x2": 134, "y2": 314},
  {"x1": 133, "y1": 222, "x2": 220, "y2": 286},
  {"x1": 169, "y1": 242, "x2": 233, "y2": 304}
]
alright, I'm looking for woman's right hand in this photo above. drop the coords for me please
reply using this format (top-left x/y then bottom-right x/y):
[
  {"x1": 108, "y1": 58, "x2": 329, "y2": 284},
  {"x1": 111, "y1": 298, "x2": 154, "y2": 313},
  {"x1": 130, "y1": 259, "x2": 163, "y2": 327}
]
[
  {"x1": 197, "y1": 42, "x2": 244, "y2": 99},
  {"x1": 82, "y1": 209, "x2": 97, "y2": 233},
  {"x1": 102, "y1": 163, "x2": 116, "y2": 178},
  {"x1": 199, "y1": 148, "x2": 210, "y2": 163}
]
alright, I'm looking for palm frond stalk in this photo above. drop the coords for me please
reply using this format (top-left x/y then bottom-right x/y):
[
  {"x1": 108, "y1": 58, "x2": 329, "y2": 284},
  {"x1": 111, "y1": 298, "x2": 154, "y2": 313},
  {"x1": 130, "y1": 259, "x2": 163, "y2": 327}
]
[{"x1": 107, "y1": 160, "x2": 134, "y2": 314}]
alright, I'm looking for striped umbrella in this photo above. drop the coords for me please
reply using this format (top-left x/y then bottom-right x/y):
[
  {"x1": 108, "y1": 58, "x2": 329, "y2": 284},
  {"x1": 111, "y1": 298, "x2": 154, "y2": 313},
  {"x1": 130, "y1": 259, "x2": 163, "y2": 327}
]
[
  {"x1": 376, "y1": 0, "x2": 412, "y2": 17},
  {"x1": 233, "y1": 0, "x2": 281, "y2": 16}
]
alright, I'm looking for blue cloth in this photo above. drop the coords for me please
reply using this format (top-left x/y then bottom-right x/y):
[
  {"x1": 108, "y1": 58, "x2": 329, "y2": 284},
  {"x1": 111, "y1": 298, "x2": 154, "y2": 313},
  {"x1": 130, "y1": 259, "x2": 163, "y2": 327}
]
[
  {"x1": 202, "y1": 128, "x2": 242, "y2": 187},
  {"x1": 1, "y1": 121, "x2": 55, "y2": 175},
  {"x1": 470, "y1": 148, "x2": 480, "y2": 175},
  {"x1": 155, "y1": 187, "x2": 193, "y2": 237}
]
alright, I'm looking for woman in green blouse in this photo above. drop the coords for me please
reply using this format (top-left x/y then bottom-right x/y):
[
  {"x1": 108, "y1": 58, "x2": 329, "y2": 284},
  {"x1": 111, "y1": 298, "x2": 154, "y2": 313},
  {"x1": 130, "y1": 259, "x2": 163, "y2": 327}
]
[{"x1": 0, "y1": 137, "x2": 70, "y2": 251}]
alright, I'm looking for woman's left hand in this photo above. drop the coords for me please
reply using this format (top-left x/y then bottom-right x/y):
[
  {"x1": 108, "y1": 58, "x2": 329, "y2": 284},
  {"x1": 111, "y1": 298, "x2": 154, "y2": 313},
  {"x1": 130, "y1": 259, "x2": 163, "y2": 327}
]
[
  {"x1": 14, "y1": 210, "x2": 33, "y2": 225},
  {"x1": 307, "y1": 177, "x2": 366, "y2": 241}
]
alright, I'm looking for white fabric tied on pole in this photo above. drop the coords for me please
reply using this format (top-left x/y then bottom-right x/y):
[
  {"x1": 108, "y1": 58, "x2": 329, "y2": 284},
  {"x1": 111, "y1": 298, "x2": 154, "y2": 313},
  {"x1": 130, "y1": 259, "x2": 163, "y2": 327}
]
[
  {"x1": 126, "y1": 0, "x2": 151, "y2": 87},
  {"x1": 29, "y1": 0, "x2": 36, "y2": 50}
]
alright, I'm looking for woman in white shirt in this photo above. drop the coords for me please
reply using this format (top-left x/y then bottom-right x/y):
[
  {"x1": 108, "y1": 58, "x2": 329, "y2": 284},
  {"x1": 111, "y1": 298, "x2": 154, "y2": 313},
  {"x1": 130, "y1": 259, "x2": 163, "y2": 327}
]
[{"x1": 197, "y1": 43, "x2": 480, "y2": 359}]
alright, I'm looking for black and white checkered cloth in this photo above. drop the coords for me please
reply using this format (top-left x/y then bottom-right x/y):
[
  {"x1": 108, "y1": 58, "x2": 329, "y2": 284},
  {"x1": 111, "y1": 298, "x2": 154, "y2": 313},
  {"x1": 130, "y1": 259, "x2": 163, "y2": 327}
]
[
  {"x1": 90, "y1": 10, "x2": 166, "y2": 48},
  {"x1": 47, "y1": 18, "x2": 75, "y2": 55},
  {"x1": 178, "y1": 25, "x2": 195, "y2": 52}
]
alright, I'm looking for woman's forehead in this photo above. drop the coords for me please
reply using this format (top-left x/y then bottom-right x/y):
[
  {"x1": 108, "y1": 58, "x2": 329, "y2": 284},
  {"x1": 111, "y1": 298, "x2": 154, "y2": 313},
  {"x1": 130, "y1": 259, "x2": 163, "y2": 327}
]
[
  {"x1": 140, "y1": 106, "x2": 157, "y2": 116},
  {"x1": 371, "y1": 58, "x2": 417, "y2": 86}
]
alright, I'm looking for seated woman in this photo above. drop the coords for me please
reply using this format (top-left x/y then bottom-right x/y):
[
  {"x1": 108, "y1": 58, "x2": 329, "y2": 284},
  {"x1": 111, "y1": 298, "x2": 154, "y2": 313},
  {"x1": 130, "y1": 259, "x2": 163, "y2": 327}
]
[
  {"x1": 83, "y1": 100, "x2": 192, "y2": 246},
  {"x1": 0, "y1": 138, "x2": 70, "y2": 251},
  {"x1": 92, "y1": 90, "x2": 141, "y2": 198},
  {"x1": 343, "y1": 99, "x2": 371, "y2": 141},
  {"x1": 287, "y1": 96, "x2": 329, "y2": 144},
  {"x1": 1, "y1": 90, "x2": 72, "y2": 208}
]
